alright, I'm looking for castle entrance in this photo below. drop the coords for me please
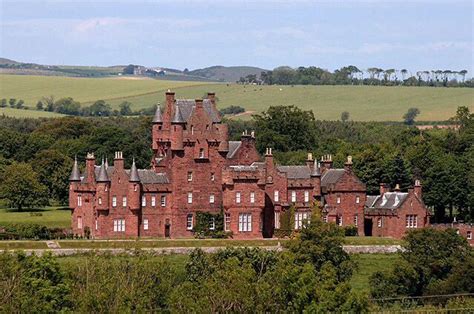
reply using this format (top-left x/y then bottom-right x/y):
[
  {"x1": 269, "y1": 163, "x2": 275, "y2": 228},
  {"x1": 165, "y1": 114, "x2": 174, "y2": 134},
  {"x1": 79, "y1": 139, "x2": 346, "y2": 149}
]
[{"x1": 165, "y1": 219, "x2": 171, "y2": 238}]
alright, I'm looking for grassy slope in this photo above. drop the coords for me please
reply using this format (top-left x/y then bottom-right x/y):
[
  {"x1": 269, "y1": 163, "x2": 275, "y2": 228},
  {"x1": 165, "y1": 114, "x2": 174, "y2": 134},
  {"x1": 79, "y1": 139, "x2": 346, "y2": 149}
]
[
  {"x1": 0, "y1": 207, "x2": 71, "y2": 228},
  {"x1": 0, "y1": 107, "x2": 65, "y2": 118},
  {"x1": 351, "y1": 253, "x2": 401, "y2": 293}
]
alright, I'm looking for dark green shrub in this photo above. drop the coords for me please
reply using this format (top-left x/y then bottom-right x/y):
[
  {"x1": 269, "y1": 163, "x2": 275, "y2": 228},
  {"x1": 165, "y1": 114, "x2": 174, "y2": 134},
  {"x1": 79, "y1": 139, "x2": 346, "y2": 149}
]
[{"x1": 344, "y1": 225, "x2": 358, "y2": 236}]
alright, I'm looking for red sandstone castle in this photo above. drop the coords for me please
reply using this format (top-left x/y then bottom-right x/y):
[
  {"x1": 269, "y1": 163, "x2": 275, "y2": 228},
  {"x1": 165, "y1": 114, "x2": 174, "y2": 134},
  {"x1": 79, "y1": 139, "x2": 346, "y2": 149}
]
[{"x1": 69, "y1": 91, "x2": 472, "y2": 242}]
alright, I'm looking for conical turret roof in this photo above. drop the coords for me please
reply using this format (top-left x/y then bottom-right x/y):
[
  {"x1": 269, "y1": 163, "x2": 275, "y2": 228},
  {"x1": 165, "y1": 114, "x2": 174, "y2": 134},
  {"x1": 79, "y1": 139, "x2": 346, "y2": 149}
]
[
  {"x1": 69, "y1": 156, "x2": 81, "y2": 181},
  {"x1": 152, "y1": 105, "x2": 163, "y2": 123},
  {"x1": 172, "y1": 106, "x2": 185, "y2": 123},
  {"x1": 96, "y1": 159, "x2": 110, "y2": 182},
  {"x1": 129, "y1": 158, "x2": 140, "y2": 182}
]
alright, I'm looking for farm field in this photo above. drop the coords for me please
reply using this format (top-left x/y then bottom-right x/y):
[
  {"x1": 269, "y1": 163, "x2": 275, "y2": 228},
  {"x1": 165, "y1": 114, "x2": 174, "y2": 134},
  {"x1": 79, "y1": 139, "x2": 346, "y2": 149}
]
[
  {"x1": 0, "y1": 107, "x2": 65, "y2": 118},
  {"x1": 0, "y1": 207, "x2": 71, "y2": 228},
  {"x1": 1, "y1": 74, "x2": 473, "y2": 121}
]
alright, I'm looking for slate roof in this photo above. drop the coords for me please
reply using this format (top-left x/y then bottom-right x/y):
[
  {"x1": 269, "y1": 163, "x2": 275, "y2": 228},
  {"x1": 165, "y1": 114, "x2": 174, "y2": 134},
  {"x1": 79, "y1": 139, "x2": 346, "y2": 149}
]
[
  {"x1": 251, "y1": 162, "x2": 265, "y2": 169},
  {"x1": 175, "y1": 99, "x2": 221, "y2": 123},
  {"x1": 96, "y1": 162, "x2": 110, "y2": 182},
  {"x1": 85, "y1": 166, "x2": 169, "y2": 184},
  {"x1": 152, "y1": 106, "x2": 163, "y2": 123},
  {"x1": 129, "y1": 160, "x2": 140, "y2": 182},
  {"x1": 172, "y1": 106, "x2": 185, "y2": 123},
  {"x1": 69, "y1": 158, "x2": 81, "y2": 181},
  {"x1": 321, "y1": 169, "x2": 345, "y2": 187},
  {"x1": 227, "y1": 141, "x2": 242, "y2": 158},
  {"x1": 277, "y1": 166, "x2": 311, "y2": 179},
  {"x1": 365, "y1": 192, "x2": 408, "y2": 210}
]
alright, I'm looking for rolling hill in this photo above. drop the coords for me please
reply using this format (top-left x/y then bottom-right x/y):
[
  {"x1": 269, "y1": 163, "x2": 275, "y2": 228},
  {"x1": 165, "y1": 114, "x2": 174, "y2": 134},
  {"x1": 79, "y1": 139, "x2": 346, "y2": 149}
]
[
  {"x1": 1, "y1": 74, "x2": 472, "y2": 121},
  {"x1": 187, "y1": 65, "x2": 267, "y2": 82}
]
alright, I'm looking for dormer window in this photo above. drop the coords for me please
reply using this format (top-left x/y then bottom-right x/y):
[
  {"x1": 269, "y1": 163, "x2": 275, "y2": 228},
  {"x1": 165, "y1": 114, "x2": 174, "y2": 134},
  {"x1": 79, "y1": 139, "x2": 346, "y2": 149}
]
[{"x1": 393, "y1": 195, "x2": 400, "y2": 207}]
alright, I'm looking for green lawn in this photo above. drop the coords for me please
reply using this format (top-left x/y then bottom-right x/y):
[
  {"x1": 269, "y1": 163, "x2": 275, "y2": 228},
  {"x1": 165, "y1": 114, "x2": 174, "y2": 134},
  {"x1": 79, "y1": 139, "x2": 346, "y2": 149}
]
[
  {"x1": 1, "y1": 74, "x2": 472, "y2": 121},
  {"x1": 0, "y1": 207, "x2": 71, "y2": 228},
  {"x1": 351, "y1": 253, "x2": 401, "y2": 293}
]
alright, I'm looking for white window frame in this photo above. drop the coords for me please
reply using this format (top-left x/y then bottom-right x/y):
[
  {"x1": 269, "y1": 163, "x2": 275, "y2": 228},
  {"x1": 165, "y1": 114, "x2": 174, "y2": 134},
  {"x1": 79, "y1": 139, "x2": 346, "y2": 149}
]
[
  {"x1": 141, "y1": 196, "x2": 146, "y2": 207},
  {"x1": 209, "y1": 194, "x2": 215, "y2": 204},
  {"x1": 199, "y1": 148, "x2": 204, "y2": 158},
  {"x1": 186, "y1": 214, "x2": 193, "y2": 230},
  {"x1": 77, "y1": 216, "x2": 83, "y2": 229},
  {"x1": 122, "y1": 196, "x2": 127, "y2": 207},
  {"x1": 304, "y1": 191, "x2": 309, "y2": 203},
  {"x1": 112, "y1": 196, "x2": 117, "y2": 207},
  {"x1": 295, "y1": 212, "x2": 309, "y2": 230},
  {"x1": 187, "y1": 192, "x2": 193, "y2": 204},
  {"x1": 274, "y1": 212, "x2": 280, "y2": 229},
  {"x1": 143, "y1": 218, "x2": 149, "y2": 230},
  {"x1": 337, "y1": 196, "x2": 341, "y2": 204},
  {"x1": 406, "y1": 215, "x2": 417, "y2": 228},
  {"x1": 291, "y1": 191, "x2": 296, "y2": 203},
  {"x1": 467, "y1": 231, "x2": 472, "y2": 240},
  {"x1": 250, "y1": 192, "x2": 255, "y2": 204},
  {"x1": 236, "y1": 192, "x2": 241, "y2": 204},
  {"x1": 274, "y1": 190, "x2": 279, "y2": 202},
  {"x1": 225, "y1": 213, "x2": 231, "y2": 231},
  {"x1": 113, "y1": 219, "x2": 125, "y2": 232},
  {"x1": 354, "y1": 215, "x2": 358, "y2": 226},
  {"x1": 95, "y1": 219, "x2": 98, "y2": 230},
  {"x1": 98, "y1": 197, "x2": 102, "y2": 205},
  {"x1": 209, "y1": 217, "x2": 215, "y2": 230},
  {"x1": 187, "y1": 171, "x2": 193, "y2": 182},
  {"x1": 151, "y1": 196, "x2": 156, "y2": 207},
  {"x1": 323, "y1": 215, "x2": 328, "y2": 223},
  {"x1": 356, "y1": 196, "x2": 360, "y2": 204},
  {"x1": 337, "y1": 215, "x2": 343, "y2": 226},
  {"x1": 211, "y1": 173, "x2": 215, "y2": 181},
  {"x1": 377, "y1": 217, "x2": 383, "y2": 228},
  {"x1": 238, "y1": 213, "x2": 252, "y2": 232},
  {"x1": 78, "y1": 195, "x2": 82, "y2": 207},
  {"x1": 161, "y1": 195, "x2": 166, "y2": 207}
]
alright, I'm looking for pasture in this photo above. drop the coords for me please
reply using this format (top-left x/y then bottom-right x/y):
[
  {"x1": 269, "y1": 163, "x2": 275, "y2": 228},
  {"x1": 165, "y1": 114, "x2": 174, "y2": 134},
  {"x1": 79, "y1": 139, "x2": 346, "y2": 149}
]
[
  {"x1": 0, "y1": 107, "x2": 65, "y2": 118},
  {"x1": 1, "y1": 74, "x2": 472, "y2": 121},
  {"x1": 0, "y1": 207, "x2": 71, "y2": 228}
]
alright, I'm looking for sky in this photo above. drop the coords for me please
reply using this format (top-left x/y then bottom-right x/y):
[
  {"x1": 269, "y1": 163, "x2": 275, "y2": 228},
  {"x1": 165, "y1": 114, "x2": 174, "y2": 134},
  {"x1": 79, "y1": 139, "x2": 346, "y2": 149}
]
[{"x1": 1, "y1": 0, "x2": 473, "y2": 74}]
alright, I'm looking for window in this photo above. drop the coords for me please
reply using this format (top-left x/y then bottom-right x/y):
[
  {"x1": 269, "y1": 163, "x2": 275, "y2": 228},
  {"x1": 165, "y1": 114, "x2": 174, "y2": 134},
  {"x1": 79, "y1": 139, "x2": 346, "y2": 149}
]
[
  {"x1": 187, "y1": 192, "x2": 193, "y2": 204},
  {"x1": 304, "y1": 191, "x2": 310, "y2": 203},
  {"x1": 161, "y1": 195, "x2": 166, "y2": 207},
  {"x1": 151, "y1": 196, "x2": 156, "y2": 207},
  {"x1": 113, "y1": 219, "x2": 125, "y2": 232},
  {"x1": 209, "y1": 194, "x2": 215, "y2": 204},
  {"x1": 98, "y1": 197, "x2": 102, "y2": 205},
  {"x1": 112, "y1": 196, "x2": 117, "y2": 207},
  {"x1": 274, "y1": 212, "x2": 280, "y2": 229},
  {"x1": 295, "y1": 212, "x2": 309, "y2": 230},
  {"x1": 337, "y1": 215, "x2": 343, "y2": 226},
  {"x1": 377, "y1": 217, "x2": 383, "y2": 228},
  {"x1": 236, "y1": 192, "x2": 241, "y2": 204},
  {"x1": 406, "y1": 215, "x2": 417, "y2": 228},
  {"x1": 274, "y1": 190, "x2": 279, "y2": 202},
  {"x1": 211, "y1": 172, "x2": 215, "y2": 181},
  {"x1": 356, "y1": 196, "x2": 360, "y2": 204},
  {"x1": 134, "y1": 184, "x2": 137, "y2": 192},
  {"x1": 209, "y1": 217, "x2": 215, "y2": 230},
  {"x1": 323, "y1": 215, "x2": 328, "y2": 223},
  {"x1": 199, "y1": 148, "x2": 204, "y2": 158},
  {"x1": 187, "y1": 172, "x2": 193, "y2": 182},
  {"x1": 142, "y1": 196, "x2": 146, "y2": 207},
  {"x1": 225, "y1": 213, "x2": 231, "y2": 231},
  {"x1": 191, "y1": 126, "x2": 194, "y2": 135},
  {"x1": 143, "y1": 219, "x2": 149, "y2": 230},
  {"x1": 122, "y1": 196, "x2": 127, "y2": 207},
  {"x1": 78, "y1": 195, "x2": 82, "y2": 207},
  {"x1": 354, "y1": 215, "x2": 358, "y2": 226},
  {"x1": 291, "y1": 191, "x2": 296, "y2": 202},
  {"x1": 95, "y1": 219, "x2": 98, "y2": 230},
  {"x1": 186, "y1": 214, "x2": 193, "y2": 230},
  {"x1": 337, "y1": 196, "x2": 341, "y2": 204},
  {"x1": 238, "y1": 213, "x2": 252, "y2": 232},
  {"x1": 77, "y1": 216, "x2": 83, "y2": 229},
  {"x1": 250, "y1": 192, "x2": 255, "y2": 203},
  {"x1": 467, "y1": 231, "x2": 472, "y2": 240}
]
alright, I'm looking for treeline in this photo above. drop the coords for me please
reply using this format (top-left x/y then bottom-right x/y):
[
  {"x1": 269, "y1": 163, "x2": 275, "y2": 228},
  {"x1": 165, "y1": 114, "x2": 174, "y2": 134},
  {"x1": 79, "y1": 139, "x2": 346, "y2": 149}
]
[
  {"x1": 1, "y1": 97, "x2": 156, "y2": 117},
  {"x1": 1, "y1": 216, "x2": 472, "y2": 312},
  {"x1": 238, "y1": 66, "x2": 473, "y2": 87},
  {"x1": 0, "y1": 106, "x2": 472, "y2": 222}
]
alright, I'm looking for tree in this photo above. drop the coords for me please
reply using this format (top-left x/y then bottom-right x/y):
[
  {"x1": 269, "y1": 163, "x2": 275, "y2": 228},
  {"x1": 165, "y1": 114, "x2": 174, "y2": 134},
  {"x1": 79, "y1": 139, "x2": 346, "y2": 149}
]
[
  {"x1": 36, "y1": 101, "x2": 44, "y2": 110},
  {"x1": 8, "y1": 98, "x2": 16, "y2": 108},
  {"x1": 459, "y1": 70, "x2": 468, "y2": 83},
  {"x1": 41, "y1": 95, "x2": 55, "y2": 112},
  {"x1": 0, "y1": 163, "x2": 48, "y2": 211},
  {"x1": 119, "y1": 101, "x2": 133, "y2": 116},
  {"x1": 401, "y1": 69, "x2": 408, "y2": 81},
  {"x1": 403, "y1": 107, "x2": 420, "y2": 125},
  {"x1": 86, "y1": 100, "x2": 111, "y2": 116},
  {"x1": 341, "y1": 111, "x2": 350, "y2": 122},
  {"x1": 16, "y1": 100, "x2": 25, "y2": 109},
  {"x1": 53, "y1": 97, "x2": 81, "y2": 115}
]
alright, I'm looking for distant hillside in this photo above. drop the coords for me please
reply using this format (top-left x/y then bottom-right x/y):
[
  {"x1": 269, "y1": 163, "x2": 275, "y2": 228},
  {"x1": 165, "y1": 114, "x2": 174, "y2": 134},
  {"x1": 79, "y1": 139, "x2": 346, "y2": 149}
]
[
  {"x1": 188, "y1": 66, "x2": 267, "y2": 82},
  {"x1": 0, "y1": 58, "x2": 21, "y2": 65}
]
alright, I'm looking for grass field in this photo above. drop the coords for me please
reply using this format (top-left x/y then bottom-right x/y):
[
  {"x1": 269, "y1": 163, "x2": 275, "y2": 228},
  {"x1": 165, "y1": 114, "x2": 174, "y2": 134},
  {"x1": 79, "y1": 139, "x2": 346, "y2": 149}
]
[
  {"x1": 0, "y1": 107, "x2": 65, "y2": 118},
  {"x1": 0, "y1": 207, "x2": 71, "y2": 228},
  {"x1": 1, "y1": 74, "x2": 472, "y2": 121}
]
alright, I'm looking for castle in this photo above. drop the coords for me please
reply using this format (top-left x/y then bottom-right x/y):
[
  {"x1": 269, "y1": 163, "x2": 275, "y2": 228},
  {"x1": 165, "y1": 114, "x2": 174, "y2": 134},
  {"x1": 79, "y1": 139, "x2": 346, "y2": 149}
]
[{"x1": 69, "y1": 91, "x2": 472, "y2": 242}]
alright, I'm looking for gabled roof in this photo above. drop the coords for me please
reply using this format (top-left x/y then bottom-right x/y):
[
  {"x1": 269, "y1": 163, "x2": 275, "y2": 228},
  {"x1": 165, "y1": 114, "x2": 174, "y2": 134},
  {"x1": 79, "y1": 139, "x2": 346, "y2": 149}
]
[
  {"x1": 321, "y1": 169, "x2": 345, "y2": 187},
  {"x1": 227, "y1": 141, "x2": 242, "y2": 158},
  {"x1": 277, "y1": 165, "x2": 311, "y2": 179},
  {"x1": 175, "y1": 99, "x2": 221, "y2": 123},
  {"x1": 366, "y1": 192, "x2": 408, "y2": 210}
]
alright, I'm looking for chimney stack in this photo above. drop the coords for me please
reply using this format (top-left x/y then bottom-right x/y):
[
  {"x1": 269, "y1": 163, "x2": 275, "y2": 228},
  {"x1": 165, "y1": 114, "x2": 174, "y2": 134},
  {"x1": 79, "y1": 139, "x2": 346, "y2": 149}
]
[
  {"x1": 165, "y1": 90, "x2": 175, "y2": 126},
  {"x1": 85, "y1": 152, "x2": 96, "y2": 183},
  {"x1": 394, "y1": 183, "x2": 401, "y2": 192},
  {"x1": 195, "y1": 98, "x2": 204, "y2": 110},
  {"x1": 414, "y1": 180, "x2": 422, "y2": 198},
  {"x1": 306, "y1": 152, "x2": 313, "y2": 169},
  {"x1": 265, "y1": 148, "x2": 274, "y2": 180},
  {"x1": 114, "y1": 151, "x2": 124, "y2": 170},
  {"x1": 320, "y1": 154, "x2": 333, "y2": 174},
  {"x1": 344, "y1": 155, "x2": 353, "y2": 172},
  {"x1": 379, "y1": 183, "x2": 389, "y2": 195}
]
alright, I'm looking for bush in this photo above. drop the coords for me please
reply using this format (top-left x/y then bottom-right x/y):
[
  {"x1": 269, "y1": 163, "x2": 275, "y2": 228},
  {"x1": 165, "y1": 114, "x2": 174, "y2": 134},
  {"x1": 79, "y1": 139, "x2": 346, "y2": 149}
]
[
  {"x1": 344, "y1": 225, "x2": 358, "y2": 236},
  {"x1": 0, "y1": 223, "x2": 71, "y2": 240},
  {"x1": 219, "y1": 105, "x2": 245, "y2": 115}
]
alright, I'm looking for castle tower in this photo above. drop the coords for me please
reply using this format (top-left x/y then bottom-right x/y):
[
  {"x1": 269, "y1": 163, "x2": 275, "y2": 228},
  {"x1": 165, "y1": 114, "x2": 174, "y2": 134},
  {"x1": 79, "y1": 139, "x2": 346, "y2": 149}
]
[
  {"x1": 128, "y1": 158, "x2": 141, "y2": 211},
  {"x1": 69, "y1": 156, "x2": 81, "y2": 208},
  {"x1": 171, "y1": 106, "x2": 184, "y2": 151},
  {"x1": 95, "y1": 159, "x2": 110, "y2": 211}
]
